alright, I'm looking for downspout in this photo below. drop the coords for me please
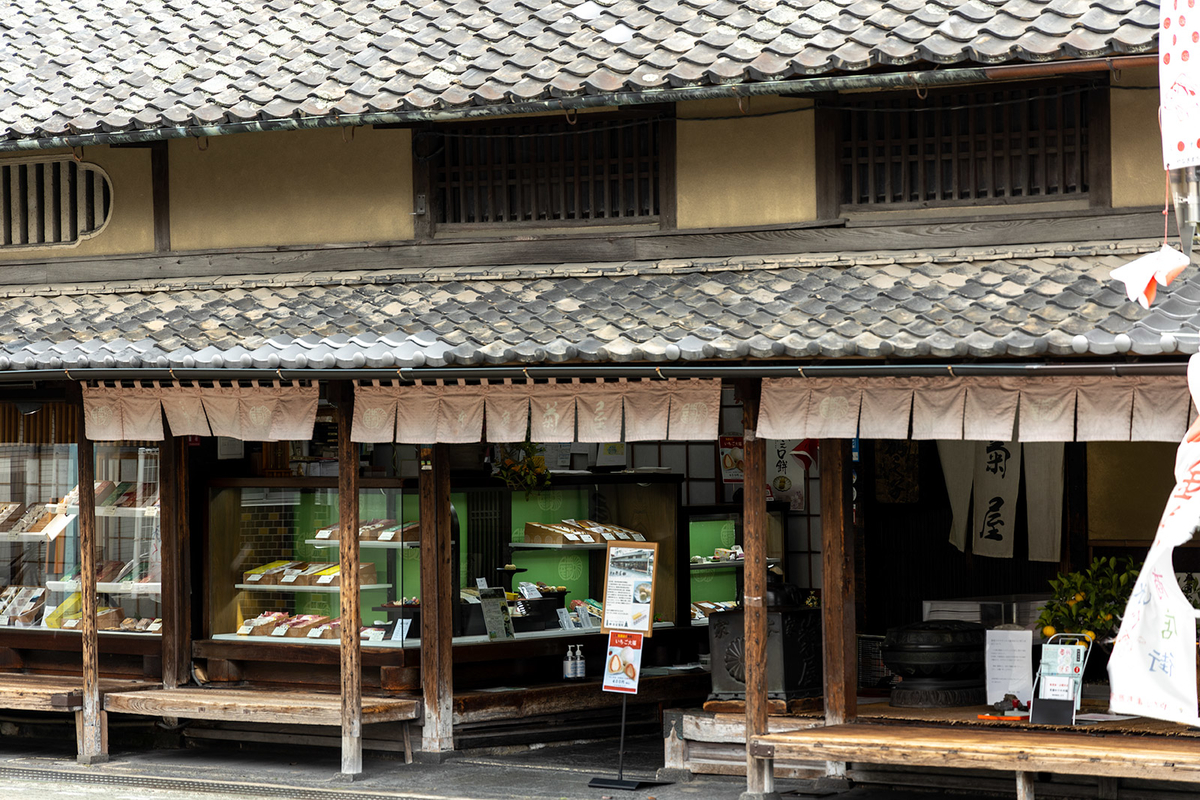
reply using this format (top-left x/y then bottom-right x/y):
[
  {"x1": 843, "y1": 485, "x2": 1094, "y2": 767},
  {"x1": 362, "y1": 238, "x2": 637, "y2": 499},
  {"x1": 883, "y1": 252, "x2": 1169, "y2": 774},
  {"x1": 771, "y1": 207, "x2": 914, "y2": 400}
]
[
  {"x1": 0, "y1": 55, "x2": 1157, "y2": 153},
  {"x1": 6, "y1": 359, "x2": 1188, "y2": 385}
]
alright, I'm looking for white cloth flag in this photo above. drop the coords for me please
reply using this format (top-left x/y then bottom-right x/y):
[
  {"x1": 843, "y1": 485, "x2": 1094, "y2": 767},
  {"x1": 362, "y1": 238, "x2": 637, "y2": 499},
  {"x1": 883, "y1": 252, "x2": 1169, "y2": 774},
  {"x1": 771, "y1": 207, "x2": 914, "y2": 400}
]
[
  {"x1": 971, "y1": 440, "x2": 1020, "y2": 559},
  {"x1": 1109, "y1": 354, "x2": 1200, "y2": 725}
]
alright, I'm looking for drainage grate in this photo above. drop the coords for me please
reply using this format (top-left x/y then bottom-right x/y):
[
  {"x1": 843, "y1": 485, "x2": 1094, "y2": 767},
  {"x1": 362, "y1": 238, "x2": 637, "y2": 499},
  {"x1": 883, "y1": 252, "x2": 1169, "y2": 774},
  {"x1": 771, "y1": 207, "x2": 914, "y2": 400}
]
[{"x1": 0, "y1": 766, "x2": 453, "y2": 800}]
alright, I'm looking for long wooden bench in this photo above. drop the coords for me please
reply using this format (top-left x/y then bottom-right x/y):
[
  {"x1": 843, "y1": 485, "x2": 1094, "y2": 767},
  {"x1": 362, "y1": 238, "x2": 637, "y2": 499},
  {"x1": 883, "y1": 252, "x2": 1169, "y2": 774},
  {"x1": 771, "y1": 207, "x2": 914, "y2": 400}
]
[
  {"x1": 104, "y1": 687, "x2": 421, "y2": 762},
  {"x1": 0, "y1": 673, "x2": 155, "y2": 759},
  {"x1": 751, "y1": 723, "x2": 1200, "y2": 799}
]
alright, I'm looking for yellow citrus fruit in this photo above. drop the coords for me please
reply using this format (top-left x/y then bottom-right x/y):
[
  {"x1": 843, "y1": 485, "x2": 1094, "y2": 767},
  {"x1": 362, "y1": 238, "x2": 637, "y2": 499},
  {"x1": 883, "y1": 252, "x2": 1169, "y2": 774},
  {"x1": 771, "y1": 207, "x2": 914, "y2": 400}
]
[
  {"x1": 1042, "y1": 625, "x2": 1056, "y2": 638},
  {"x1": 1083, "y1": 630, "x2": 1096, "y2": 643},
  {"x1": 1074, "y1": 593, "x2": 1086, "y2": 602},
  {"x1": 1067, "y1": 599, "x2": 1078, "y2": 607},
  {"x1": 1103, "y1": 613, "x2": 1113, "y2": 621}
]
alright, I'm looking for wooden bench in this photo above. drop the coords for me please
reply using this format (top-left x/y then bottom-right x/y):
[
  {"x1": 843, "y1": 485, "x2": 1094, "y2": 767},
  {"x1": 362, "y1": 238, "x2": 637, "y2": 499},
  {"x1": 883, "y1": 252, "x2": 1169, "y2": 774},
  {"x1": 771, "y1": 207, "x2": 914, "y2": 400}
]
[
  {"x1": 0, "y1": 673, "x2": 155, "y2": 760},
  {"x1": 104, "y1": 687, "x2": 421, "y2": 763},
  {"x1": 752, "y1": 723, "x2": 1200, "y2": 799}
]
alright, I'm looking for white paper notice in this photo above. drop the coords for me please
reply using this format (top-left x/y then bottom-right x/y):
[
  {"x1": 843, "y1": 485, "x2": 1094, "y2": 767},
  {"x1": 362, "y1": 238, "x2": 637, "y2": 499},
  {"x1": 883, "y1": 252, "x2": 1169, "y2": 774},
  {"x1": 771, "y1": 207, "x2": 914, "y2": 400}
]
[{"x1": 986, "y1": 629, "x2": 1033, "y2": 705}]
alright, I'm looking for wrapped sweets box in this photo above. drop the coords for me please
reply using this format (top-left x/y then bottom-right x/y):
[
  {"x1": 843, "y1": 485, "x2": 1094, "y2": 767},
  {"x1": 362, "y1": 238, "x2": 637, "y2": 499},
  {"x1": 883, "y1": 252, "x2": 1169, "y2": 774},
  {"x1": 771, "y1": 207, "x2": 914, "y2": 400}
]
[
  {"x1": 272, "y1": 615, "x2": 330, "y2": 637},
  {"x1": 243, "y1": 561, "x2": 307, "y2": 585},
  {"x1": 280, "y1": 563, "x2": 336, "y2": 586},
  {"x1": 0, "y1": 586, "x2": 45, "y2": 625},
  {"x1": 61, "y1": 607, "x2": 124, "y2": 630},
  {"x1": 237, "y1": 612, "x2": 290, "y2": 636},
  {"x1": 309, "y1": 563, "x2": 378, "y2": 587},
  {"x1": 306, "y1": 619, "x2": 341, "y2": 639},
  {"x1": 524, "y1": 520, "x2": 649, "y2": 545}
]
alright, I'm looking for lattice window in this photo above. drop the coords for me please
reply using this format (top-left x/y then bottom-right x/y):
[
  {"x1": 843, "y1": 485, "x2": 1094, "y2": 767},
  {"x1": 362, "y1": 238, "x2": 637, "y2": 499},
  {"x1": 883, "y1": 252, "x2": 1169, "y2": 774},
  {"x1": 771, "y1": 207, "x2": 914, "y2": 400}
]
[
  {"x1": 424, "y1": 114, "x2": 663, "y2": 227},
  {"x1": 839, "y1": 86, "x2": 1090, "y2": 208},
  {"x1": 1, "y1": 158, "x2": 112, "y2": 248}
]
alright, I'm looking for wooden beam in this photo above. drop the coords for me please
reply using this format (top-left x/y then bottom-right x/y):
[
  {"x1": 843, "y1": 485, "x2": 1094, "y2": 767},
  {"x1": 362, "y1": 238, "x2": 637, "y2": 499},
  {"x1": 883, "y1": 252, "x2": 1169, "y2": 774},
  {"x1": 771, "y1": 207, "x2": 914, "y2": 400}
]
[
  {"x1": 335, "y1": 382, "x2": 363, "y2": 777},
  {"x1": 419, "y1": 443, "x2": 454, "y2": 758},
  {"x1": 821, "y1": 439, "x2": 856, "y2": 727},
  {"x1": 159, "y1": 428, "x2": 191, "y2": 688},
  {"x1": 72, "y1": 385, "x2": 107, "y2": 764},
  {"x1": 0, "y1": 210, "x2": 1164, "y2": 287},
  {"x1": 151, "y1": 141, "x2": 171, "y2": 252},
  {"x1": 739, "y1": 379, "x2": 774, "y2": 796}
]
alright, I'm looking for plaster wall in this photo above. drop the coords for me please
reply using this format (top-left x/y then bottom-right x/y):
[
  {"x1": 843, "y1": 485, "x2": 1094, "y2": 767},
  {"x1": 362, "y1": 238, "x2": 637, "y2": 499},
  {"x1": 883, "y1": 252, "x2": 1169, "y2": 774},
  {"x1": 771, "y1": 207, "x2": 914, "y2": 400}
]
[
  {"x1": 169, "y1": 126, "x2": 414, "y2": 250},
  {"x1": 675, "y1": 96, "x2": 817, "y2": 229},
  {"x1": 0, "y1": 146, "x2": 154, "y2": 261},
  {"x1": 1110, "y1": 67, "x2": 1164, "y2": 208}
]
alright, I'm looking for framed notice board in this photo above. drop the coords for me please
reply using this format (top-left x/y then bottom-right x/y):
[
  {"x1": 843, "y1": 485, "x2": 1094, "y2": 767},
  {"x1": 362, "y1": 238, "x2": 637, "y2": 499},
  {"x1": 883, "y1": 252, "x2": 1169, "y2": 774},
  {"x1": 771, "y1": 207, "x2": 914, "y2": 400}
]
[{"x1": 600, "y1": 541, "x2": 658, "y2": 637}]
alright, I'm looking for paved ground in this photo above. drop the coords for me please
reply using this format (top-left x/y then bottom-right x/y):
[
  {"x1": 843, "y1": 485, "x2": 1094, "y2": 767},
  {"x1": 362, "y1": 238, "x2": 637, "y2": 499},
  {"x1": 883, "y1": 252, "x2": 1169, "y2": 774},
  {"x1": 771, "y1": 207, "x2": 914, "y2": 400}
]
[{"x1": 0, "y1": 733, "x2": 994, "y2": 800}]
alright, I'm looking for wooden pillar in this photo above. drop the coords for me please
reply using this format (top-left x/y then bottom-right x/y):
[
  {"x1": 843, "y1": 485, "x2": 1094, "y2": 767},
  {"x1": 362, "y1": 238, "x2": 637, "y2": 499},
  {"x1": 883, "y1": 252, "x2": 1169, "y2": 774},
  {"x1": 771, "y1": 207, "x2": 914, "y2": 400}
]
[
  {"x1": 821, "y1": 439, "x2": 856, "y2": 726},
  {"x1": 740, "y1": 380, "x2": 774, "y2": 797},
  {"x1": 1016, "y1": 771, "x2": 1036, "y2": 800},
  {"x1": 419, "y1": 443, "x2": 454, "y2": 758},
  {"x1": 335, "y1": 383, "x2": 363, "y2": 777},
  {"x1": 73, "y1": 387, "x2": 106, "y2": 764},
  {"x1": 159, "y1": 430, "x2": 191, "y2": 689}
]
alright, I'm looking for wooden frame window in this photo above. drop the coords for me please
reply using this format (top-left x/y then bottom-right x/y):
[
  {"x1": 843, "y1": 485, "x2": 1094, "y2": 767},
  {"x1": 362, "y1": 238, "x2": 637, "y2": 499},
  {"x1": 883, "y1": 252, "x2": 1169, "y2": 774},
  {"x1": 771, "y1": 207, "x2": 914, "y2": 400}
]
[
  {"x1": 1, "y1": 157, "x2": 112, "y2": 248},
  {"x1": 414, "y1": 110, "x2": 674, "y2": 234},
  {"x1": 838, "y1": 84, "x2": 1092, "y2": 210}
]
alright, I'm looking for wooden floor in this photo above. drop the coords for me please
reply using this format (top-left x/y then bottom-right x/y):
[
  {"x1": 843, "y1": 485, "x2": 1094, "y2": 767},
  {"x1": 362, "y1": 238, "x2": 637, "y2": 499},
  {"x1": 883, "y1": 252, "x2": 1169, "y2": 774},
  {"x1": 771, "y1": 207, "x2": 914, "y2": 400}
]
[
  {"x1": 104, "y1": 687, "x2": 420, "y2": 726},
  {"x1": 754, "y1": 722, "x2": 1200, "y2": 782},
  {"x1": 0, "y1": 673, "x2": 155, "y2": 712}
]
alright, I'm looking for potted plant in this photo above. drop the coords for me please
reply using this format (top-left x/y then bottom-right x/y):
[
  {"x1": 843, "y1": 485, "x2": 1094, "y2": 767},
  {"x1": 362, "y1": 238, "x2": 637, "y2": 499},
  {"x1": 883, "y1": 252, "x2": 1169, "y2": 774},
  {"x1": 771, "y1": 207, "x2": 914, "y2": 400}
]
[{"x1": 1035, "y1": 557, "x2": 1141, "y2": 681}]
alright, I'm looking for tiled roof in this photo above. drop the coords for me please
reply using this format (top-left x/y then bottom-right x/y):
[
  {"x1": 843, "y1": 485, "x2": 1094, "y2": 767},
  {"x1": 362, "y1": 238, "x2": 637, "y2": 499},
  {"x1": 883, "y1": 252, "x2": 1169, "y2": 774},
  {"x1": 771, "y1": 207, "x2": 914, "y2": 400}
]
[
  {"x1": 0, "y1": 0, "x2": 1159, "y2": 144},
  {"x1": 0, "y1": 239, "x2": 1183, "y2": 373}
]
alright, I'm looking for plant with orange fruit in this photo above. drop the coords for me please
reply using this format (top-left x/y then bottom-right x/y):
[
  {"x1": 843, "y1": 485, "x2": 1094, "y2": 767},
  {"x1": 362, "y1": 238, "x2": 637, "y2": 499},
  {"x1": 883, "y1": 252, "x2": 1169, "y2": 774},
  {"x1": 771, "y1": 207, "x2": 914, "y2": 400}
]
[{"x1": 1035, "y1": 557, "x2": 1140, "y2": 645}]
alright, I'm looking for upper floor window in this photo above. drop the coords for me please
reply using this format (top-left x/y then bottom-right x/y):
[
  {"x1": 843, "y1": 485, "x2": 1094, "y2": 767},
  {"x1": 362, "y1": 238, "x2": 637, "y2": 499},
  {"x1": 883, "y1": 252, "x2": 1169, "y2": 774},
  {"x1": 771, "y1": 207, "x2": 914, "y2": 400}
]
[
  {"x1": 1, "y1": 157, "x2": 112, "y2": 249},
  {"x1": 416, "y1": 111, "x2": 670, "y2": 233},
  {"x1": 838, "y1": 85, "x2": 1090, "y2": 209}
]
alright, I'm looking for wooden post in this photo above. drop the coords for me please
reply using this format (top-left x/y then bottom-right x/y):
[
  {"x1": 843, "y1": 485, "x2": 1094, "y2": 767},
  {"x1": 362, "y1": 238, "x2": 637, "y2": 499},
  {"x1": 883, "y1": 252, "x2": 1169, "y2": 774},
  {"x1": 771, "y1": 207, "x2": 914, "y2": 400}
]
[
  {"x1": 1016, "y1": 771, "x2": 1036, "y2": 800},
  {"x1": 740, "y1": 380, "x2": 774, "y2": 798},
  {"x1": 821, "y1": 439, "x2": 857, "y2": 727},
  {"x1": 335, "y1": 383, "x2": 363, "y2": 777},
  {"x1": 419, "y1": 443, "x2": 454, "y2": 759},
  {"x1": 159, "y1": 430, "x2": 191, "y2": 689},
  {"x1": 74, "y1": 387, "x2": 106, "y2": 764}
]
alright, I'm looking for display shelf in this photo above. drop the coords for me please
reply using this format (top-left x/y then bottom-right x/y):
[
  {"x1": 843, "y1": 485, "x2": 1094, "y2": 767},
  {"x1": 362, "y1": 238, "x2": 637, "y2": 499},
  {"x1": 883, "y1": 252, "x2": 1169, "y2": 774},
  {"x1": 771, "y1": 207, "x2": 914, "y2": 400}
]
[
  {"x1": 303, "y1": 539, "x2": 417, "y2": 550},
  {"x1": 509, "y1": 542, "x2": 607, "y2": 550},
  {"x1": 688, "y1": 559, "x2": 779, "y2": 571},
  {"x1": 234, "y1": 583, "x2": 391, "y2": 594},
  {"x1": 46, "y1": 580, "x2": 162, "y2": 595},
  {"x1": 58, "y1": 504, "x2": 159, "y2": 518}
]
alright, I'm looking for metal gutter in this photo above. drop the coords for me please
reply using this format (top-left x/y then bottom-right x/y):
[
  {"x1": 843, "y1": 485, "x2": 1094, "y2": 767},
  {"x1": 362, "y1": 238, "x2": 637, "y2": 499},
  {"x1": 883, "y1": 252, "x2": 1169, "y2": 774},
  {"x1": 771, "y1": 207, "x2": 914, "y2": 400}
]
[
  {"x1": 8, "y1": 359, "x2": 1187, "y2": 384},
  {"x1": 0, "y1": 55, "x2": 1156, "y2": 153}
]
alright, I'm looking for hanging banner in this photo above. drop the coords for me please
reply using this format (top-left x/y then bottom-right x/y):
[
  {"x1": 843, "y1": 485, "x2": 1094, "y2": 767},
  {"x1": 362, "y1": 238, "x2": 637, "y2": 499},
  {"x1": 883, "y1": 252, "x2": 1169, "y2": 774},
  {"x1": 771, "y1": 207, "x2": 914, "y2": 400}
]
[
  {"x1": 1161, "y1": 0, "x2": 1200, "y2": 170},
  {"x1": 602, "y1": 631, "x2": 644, "y2": 694},
  {"x1": 1109, "y1": 357, "x2": 1200, "y2": 725},
  {"x1": 767, "y1": 439, "x2": 808, "y2": 511},
  {"x1": 971, "y1": 440, "x2": 1020, "y2": 559},
  {"x1": 601, "y1": 541, "x2": 657, "y2": 637},
  {"x1": 719, "y1": 436, "x2": 744, "y2": 484}
]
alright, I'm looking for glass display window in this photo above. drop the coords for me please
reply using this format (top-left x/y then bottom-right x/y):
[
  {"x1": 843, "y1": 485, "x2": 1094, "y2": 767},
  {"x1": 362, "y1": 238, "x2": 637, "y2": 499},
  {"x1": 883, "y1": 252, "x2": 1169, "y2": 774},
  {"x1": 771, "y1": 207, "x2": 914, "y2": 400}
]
[
  {"x1": 684, "y1": 505, "x2": 785, "y2": 625},
  {"x1": 208, "y1": 482, "x2": 408, "y2": 647},
  {"x1": 0, "y1": 443, "x2": 163, "y2": 635}
]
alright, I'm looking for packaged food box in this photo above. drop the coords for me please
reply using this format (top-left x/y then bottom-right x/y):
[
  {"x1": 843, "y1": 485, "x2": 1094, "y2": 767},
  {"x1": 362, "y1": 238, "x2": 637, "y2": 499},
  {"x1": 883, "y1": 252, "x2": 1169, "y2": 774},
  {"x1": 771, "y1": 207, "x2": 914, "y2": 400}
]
[
  {"x1": 272, "y1": 614, "x2": 329, "y2": 638},
  {"x1": 243, "y1": 561, "x2": 306, "y2": 585},
  {"x1": 358, "y1": 519, "x2": 396, "y2": 541},
  {"x1": 312, "y1": 524, "x2": 340, "y2": 541},
  {"x1": 307, "y1": 619, "x2": 341, "y2": 639},
  {"x1": 523, "y1": 522, "x2": 593, "y2": 545},
  {"x1": 281, "y1": 562, "x2": 337, "y2": 586},
  {"x1": 237, "y1": 612, "x2": 289, "y2": 636},
  {"x1": 61, "y1": 607, "x2": 125, "y2": 631},
  {"x1": 377, "y1": 521, "x2": 420, "y2": 543},
  {"x1": 310, "y1": 563, "x2": 378, "y2": 587},
  {"x1": 0, "y1": 502, "x2": 25, "y2": 531}
]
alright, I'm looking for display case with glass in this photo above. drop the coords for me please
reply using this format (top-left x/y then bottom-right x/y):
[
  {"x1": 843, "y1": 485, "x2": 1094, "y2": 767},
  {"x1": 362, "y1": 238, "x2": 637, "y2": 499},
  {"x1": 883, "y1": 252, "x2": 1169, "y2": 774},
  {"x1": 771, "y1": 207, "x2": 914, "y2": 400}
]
[
  {"x1": 206, "y1": 473, "x2": 683, "y2": 649},
  {"x1": 684, "y1": 504, "x2": 784, "y2": 625},
  {"x1": 0, "y1": 443, "x2": 163, "y2": 636},
  {"x1": 207, "y1": 482, "x2": 411, "y2": 647}
]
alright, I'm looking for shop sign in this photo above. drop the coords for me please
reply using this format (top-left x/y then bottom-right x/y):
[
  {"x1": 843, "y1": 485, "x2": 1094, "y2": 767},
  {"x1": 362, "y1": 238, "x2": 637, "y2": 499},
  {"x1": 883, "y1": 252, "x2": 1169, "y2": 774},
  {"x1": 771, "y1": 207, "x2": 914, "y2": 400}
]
[
  {"x1": 719, "y1": 436, "x2": 744, "y2": 483},
  {"x1": 479, "y1": 587, "x2": 516, "y2": 641},
  {"x1": 602, "y1": 631, "x2": 644, "y2": 694}
]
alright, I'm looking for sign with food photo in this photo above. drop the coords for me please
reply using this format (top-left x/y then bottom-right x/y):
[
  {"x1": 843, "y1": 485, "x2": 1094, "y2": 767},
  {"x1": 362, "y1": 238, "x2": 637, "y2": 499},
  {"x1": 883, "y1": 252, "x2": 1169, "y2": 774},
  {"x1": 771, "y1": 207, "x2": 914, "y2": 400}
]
[
  {"x1": 602, "y1": 631, "x2": 644, "y2": 694},
  {"x1": 600, "y1": 541, "x2": 657, "y2": 637}
]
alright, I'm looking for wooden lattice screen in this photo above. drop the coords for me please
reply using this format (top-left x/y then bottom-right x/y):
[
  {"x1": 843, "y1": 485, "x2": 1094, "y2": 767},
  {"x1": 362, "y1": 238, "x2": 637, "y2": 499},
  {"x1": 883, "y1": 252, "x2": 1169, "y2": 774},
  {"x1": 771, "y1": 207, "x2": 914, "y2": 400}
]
[
  {"x1": 1, "y1": 159, "x2": 111, "y2": 247},
  {"x1": 839, "y1": 86, "x2": 1090, "y2": 207},
  {"x1": 0, "y1": 403, "x2": 76, "y2": 444},
  {"x1": 430, "y1": 117, "x2": 661, "y2": 225}
]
